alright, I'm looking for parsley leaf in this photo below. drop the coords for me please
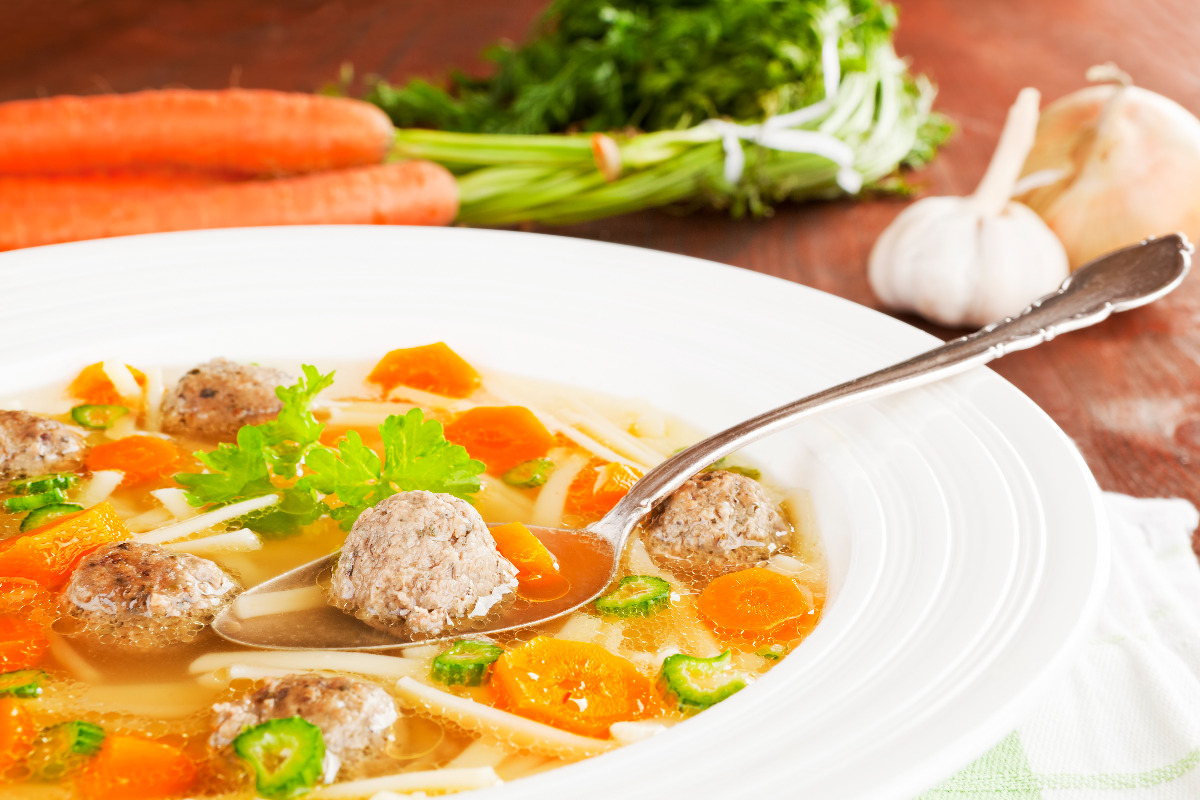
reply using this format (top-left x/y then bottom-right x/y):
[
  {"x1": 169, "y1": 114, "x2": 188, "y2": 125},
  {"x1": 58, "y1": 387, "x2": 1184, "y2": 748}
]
[
  {"x1": 174, "y1": 426, "x2": 275, "y2": 504},
  {"x1": 259, "y1": 365, "x2": 335, "y2": 478},
  {"x1": 311, "y1": 408, "x2": 485, "y2": 529},
  {"x1": 174, "y1": 368, "x2": 484, "y2": 536},
  {"x1": 175, "y1": 366, "x2": 332, "y2": 510}
]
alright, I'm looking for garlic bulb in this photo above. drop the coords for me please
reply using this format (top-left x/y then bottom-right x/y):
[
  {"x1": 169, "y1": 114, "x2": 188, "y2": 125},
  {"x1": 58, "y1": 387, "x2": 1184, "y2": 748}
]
[
  {"x1": 1019, "y1": 65, "x2": 1200, "y2": 269},
  {"x1": 869, "y1": 88, "x2": 1068, "y2": 328}
]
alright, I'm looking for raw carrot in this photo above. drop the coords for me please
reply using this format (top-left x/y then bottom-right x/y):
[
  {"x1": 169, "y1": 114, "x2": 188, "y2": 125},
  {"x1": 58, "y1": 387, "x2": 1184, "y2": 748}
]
[
  {"x1": 0, "y1": 502, "x2": 130, "y2": 587},
  {"x1": 0, "y1": 616, "x2": 49, "y2": 671},
  {"x1": 696, "y1": 567, "x2": 813, "y2": 645},
  {"x1": 490, "y1": 522, "x2": 569, "y2": 601},
  {"x1": 76, "y1": 735, "x2": 196, "y2": 800},
  {"x1": 0, "y1": 698, "x2": 36, "y2": 773},
  {"x1": 0, "y1": 170, "x2": 243, "y2": 208},
  {"x1": 0, "y1": 89, "x2": 393, "y2": 175},
  {"x1": 367, "y1": 342, "x2": 481, "y2": 399},
  {"x1": 0, "y1": 160, "x2": 459, "y2": 251},
  {"x1": 564, "y1": 458, "x2": 642, "y2": 523},
  {"x1": 443, "y1": 406, "x2": 555, "y2": 475},
  {"x1": 86, "y1": 436, "x2": 182, "y2": 487},
  {"x1": 490, "y1": 637, "x2": 658, "y2": 737},
  {"x1": 68, "y1": 362, "x2": 146, "y2": 406}
]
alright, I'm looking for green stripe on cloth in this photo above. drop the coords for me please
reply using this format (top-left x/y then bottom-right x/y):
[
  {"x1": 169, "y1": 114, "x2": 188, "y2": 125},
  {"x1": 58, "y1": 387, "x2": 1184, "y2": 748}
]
[
  {"x1": 919, "y1": 736, "x2": 1200, "y2": 797},
  {"x1": 919, "y1": 733, "x2": 1041, "y2": 798},
  {"x1": 1038, "y1": 747, "x2": 1200, "y2": 791}
]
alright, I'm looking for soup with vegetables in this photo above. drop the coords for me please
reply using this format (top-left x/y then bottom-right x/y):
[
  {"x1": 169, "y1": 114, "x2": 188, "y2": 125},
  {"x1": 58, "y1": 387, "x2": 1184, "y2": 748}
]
[{"x1": 0, "y1": 344, "x2": 826, "y2": 800}]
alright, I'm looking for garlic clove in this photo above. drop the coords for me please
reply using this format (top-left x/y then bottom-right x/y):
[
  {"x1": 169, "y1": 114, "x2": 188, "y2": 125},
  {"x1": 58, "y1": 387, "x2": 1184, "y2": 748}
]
[
  {"x1": 869, "y1": 198, "x2": 982, "y2": 328},
  {"x1": 869, "y1": 87, "x2": 1069, "y2": 328},
  {"x1": 964, "y1": 202, "x2": 1068, "y2": 326}
]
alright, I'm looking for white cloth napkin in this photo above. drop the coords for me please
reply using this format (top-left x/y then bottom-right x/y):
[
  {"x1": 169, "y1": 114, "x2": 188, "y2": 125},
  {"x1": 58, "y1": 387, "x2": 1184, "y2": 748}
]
[{"x1": 921, "y1": 493, "x2": 1200, "y2": 799}]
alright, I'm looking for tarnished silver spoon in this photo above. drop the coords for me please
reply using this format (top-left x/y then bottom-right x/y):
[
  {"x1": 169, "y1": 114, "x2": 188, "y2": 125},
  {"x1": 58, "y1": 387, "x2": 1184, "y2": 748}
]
[{"x1": 212, "y1": 233, "x2": 1192, "y2": 651}]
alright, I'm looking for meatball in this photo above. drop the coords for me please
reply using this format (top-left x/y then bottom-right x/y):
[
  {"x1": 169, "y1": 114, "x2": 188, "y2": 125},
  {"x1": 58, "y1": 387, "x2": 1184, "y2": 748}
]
[
  {"x1": 66, "y1": 541, "x2": 240, "y2": 647},
  {"x1": 0, "y1": 410, "x2": 86, "y2": 480},
  {"x1": 161, "y1": 358, "x2": 293, "y2": 440},
  {"x1": 643, "y1": 470, "x2": 790, "y2": 571},
  {"x1": 330, "y1": 491, "x2": 518, "y2": 638},
  {"x1": 210, "y1": 673, "x2": 398, "y2": 781}
]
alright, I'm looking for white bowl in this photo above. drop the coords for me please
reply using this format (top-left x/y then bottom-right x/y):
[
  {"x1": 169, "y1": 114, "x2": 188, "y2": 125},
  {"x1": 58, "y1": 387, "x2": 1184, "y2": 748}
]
[{"x1": 0, "y1": 226, "x2": 1107, "y2": 799}]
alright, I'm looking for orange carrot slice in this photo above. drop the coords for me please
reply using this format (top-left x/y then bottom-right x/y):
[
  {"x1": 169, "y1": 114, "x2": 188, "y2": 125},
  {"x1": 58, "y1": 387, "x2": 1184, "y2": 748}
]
[
  {"x1": 86, "y1": 436, "x2": 182, "y2": 487},
  {"x1": 490, "y1": 522, "x2": 569, "y2": 601},
  {"x1": 68, "y1": 362, "x2": 146, "y2": 406},
  {"x1": 76, "y1": 735, "x2": 196, "y2": 800},
  {"x1": 696, "y1": 567, "x2": 813, "y2": 645},
  {"x1": 0, "y1": 502, "x2": 130, "y2": 587},
  {"x1": 0, "y1": 89, "x2": 393, "y2": 176},
  {"x1": 0, "y1": 616, "x2": 48, "y2": 671},
  {"x1": 443, "y1": 406, "x2": 554, "y2": 474},
  {"x1": 368, "y1": 342, "x2": 481, "y2": 399},
  {"x1": 564, "y1": 458, "x2": 642, "y2": 523},
  {"x1": 490, "y1": 637, "x2": 657, "y2": 738},
  {"x1": 0, "y1": 698, "x2": 36, "y2": 772}
]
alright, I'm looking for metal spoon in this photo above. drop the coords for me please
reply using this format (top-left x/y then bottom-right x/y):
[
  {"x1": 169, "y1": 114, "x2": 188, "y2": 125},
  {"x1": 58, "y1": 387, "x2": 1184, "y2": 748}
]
[{"x1": 212, "y1": 233, "x2": 1192, "y2": 651}]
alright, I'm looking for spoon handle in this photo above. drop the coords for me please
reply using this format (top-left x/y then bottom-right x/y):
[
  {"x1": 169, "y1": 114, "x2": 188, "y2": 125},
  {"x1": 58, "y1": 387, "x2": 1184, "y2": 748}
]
[{"x1": 592, "y1": 233, "x2": 1192, "y2": 544}]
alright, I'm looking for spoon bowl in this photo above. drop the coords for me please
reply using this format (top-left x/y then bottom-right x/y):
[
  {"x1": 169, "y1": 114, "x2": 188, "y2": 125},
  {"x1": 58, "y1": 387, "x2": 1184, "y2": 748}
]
[
  {"x1": 213, "y1": 233, "x2": 1192, "y2": 650},
  {"x1": 213, "y1": 524, "x2": 618, "y2": 650}
]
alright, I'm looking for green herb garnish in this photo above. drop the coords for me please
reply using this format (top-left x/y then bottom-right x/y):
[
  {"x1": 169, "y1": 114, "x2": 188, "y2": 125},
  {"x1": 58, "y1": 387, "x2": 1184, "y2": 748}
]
[
  {"x1": 360, "y1": 0, "x2": 952, "y2": 225},
  {"x1": 308, "y1": 408, "x2": 484, "y2": 529},
  {"x1": 174, "y1": 366, "x2": 484, "y2": 535}
]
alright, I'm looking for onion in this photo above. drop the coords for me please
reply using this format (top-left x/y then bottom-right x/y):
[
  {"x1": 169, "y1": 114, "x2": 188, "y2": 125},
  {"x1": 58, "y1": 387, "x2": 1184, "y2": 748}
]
[{"x1": 1019, "y1": 64, "x2": 1200, "y2": 269}]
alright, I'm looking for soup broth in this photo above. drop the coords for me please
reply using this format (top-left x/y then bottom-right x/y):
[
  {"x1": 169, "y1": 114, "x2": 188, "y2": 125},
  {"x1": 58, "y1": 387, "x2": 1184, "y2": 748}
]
[{"x1": 0, "y1": 350, "x2": 826, "y2": 799}]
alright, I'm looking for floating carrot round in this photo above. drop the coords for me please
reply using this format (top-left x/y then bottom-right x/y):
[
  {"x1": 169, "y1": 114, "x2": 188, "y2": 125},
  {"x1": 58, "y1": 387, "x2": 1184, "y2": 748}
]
[
  {"x1": 696, "y1": 567, "x2": 813, "y2": 645},
  {"x1": 0, "y1": 160, "x2": 458, "y2": 252},
  {"x1": 0, "y1": 89, "x2": 393, "y2": 176},
  {"x1": 76, "y1": 735, "x2": 196, "y2": 800},
  {"x1": 443, "y1": 406, "x2": 554, "y2": 475},
  {"x1": 0, "y1": 502, "x2": 130, "y2": 587},
  {"x1": 490, "y1": 636, "x2": 658, "y2": 737},
  {"x1": 68, "y1": 362, "x2": 146, "y2": 406},
  {"x1": 86, "y1": 436, "x2": 181, "y2": 487},
  {"x1": 368, "y1": 342, "x2": 481, "y2": 399},
  {"x1": 0, "y1": 616, "x2": 49, "y2": 671}
]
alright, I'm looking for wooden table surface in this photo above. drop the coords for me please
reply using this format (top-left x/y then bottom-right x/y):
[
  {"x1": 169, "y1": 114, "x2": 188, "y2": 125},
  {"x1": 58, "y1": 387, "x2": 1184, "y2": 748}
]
[{"x1": 7, "y1": 0, "x2": 1200, "y2": 543}]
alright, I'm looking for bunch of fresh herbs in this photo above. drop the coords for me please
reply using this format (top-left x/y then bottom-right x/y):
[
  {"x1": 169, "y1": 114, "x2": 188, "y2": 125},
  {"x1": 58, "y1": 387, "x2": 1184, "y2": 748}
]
[{"x1": 359, "y1": 0, "x2": 951, "y2": 224}]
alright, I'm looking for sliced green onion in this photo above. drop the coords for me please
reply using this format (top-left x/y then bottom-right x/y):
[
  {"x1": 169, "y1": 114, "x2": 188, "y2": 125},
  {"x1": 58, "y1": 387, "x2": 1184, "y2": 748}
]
[
  {"x1": 756, "y1": 643, "x2": 789, "y2": 661},
  {"x1": 4, "y1": 488, "x2": 67, "y2": 513},
  {"x1": 70, "y1": 404, "x2": 130, "y2": 430},
  {"x1": 28, "y1": 720, "x2": 106, "y2": 781},
  {"x1": 20, "y1": 503, "x2": 83, "y2": 533},
  {"x1": 431, "y1": 640, "x2": 504, "y2": 687},
  {"x1": 233, "y1": 717, "x2": 325, "y2": 800},
  {"x1": 6, "y1": 473, "x2": 78, "y2": 496},
  {"x1": 658, "y1": 650, "x2": 748, "y2": 714},
  {"x1": 0, "y1": 668, "x2": 45, "y2": 698},
  {"x1": 595, "y1": 575, "x2": 671, "y2": 618},
  {"x1": 502, "y1": 459, "x2": 555, "y2": 488}
]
